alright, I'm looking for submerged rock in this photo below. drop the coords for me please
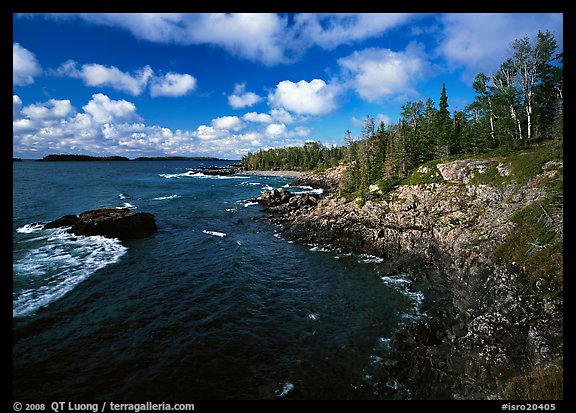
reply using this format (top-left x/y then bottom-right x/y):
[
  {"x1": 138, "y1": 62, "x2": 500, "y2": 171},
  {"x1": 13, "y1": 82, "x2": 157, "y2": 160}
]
[{"x1": 45, "y1": 208, "x2": 157, "y2": 240}]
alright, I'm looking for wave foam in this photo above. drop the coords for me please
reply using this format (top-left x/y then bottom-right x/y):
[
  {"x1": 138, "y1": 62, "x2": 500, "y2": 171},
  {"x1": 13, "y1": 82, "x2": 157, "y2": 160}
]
[
  {"x1": 13, "y1": 227, "x2": 127, "y2": 318},
  {"x1": 381, "y1": 274, "x2": 424, "y2": 319},
  {"x1": 153, "y1": 194, "x2": 181, "y2": 201},
  {"x1": 276, "y1": 382, "x2": 294, "y2": 397},
  {"x1": 202, "y1": 230, "x2": 227, "y2": 238},
  {"x1": 16, "y1": 223, "x2": 45, "y2": 234}
]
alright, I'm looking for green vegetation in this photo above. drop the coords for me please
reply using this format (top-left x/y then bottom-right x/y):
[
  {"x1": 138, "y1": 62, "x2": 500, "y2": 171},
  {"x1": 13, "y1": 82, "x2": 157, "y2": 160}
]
[
  {"x1": 500, "y1": 362, "x2": 563, "y2": 400},
  {"x1": 241, "y1": 31, "x2": 562, "y2": 203},
  {"x1": 241, "y1": 141, "x2": 345, "y2": 172},
  {"x1": 338, "y1": 31, "x2": 562, "y2": 199}
]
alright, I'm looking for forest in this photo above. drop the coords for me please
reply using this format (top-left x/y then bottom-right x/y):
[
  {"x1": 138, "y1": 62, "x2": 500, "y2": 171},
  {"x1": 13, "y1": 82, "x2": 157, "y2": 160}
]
[{"x1": 241, "y1": 31, "x2": 563, "y2": 197}]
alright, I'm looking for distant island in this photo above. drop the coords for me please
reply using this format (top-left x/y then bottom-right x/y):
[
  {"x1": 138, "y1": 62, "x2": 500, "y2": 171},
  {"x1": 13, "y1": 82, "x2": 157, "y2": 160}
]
[
  {"x1": 133, "y1": 156, "x2": 231, "y2": 161},
  {"x1": 36, "y1": 155, "x2": 130, "y2": 162},
  {"x1": 34, "y1": 154, "x2": 234, "y2": 162}
]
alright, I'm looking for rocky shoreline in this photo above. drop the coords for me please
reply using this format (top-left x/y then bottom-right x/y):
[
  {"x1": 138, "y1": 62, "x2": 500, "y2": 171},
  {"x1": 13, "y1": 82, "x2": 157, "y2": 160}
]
[{"x1": 258, "y1": 157, "x2": 563, "y2": 399}]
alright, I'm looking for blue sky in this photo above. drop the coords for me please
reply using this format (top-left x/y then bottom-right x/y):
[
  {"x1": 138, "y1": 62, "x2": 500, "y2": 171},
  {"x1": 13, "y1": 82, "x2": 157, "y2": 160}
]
[{"x1": 13, "y1": 13, "x2": 563, "y2": 159}]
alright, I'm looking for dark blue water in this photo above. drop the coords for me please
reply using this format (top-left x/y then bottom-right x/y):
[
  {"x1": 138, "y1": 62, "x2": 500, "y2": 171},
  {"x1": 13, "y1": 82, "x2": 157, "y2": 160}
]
[{"x1": 13, "y1": 160, "x2": 419, "y2": 400}]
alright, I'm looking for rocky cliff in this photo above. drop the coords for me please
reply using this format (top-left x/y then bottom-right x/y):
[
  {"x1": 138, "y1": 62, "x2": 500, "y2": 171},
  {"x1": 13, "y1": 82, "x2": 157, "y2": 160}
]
[{"x1": 261, "y1": 146, "x2": 563, "y2": 399}]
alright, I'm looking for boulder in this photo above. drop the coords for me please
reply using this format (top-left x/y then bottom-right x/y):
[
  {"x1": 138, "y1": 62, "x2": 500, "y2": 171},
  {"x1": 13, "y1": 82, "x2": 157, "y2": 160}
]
[
  {"x1": 45, "y1": 208, "x2": 157, "y2": 240},
  {"x1": 43, "y1": 214, "x2": 79, "y2": 229},
  {"x1": 259, "y1": 188, "x2": 293, "y2": 207}
]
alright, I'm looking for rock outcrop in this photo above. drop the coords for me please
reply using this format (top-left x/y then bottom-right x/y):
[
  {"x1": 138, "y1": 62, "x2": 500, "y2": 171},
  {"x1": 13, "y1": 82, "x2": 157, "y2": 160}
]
[
  {"x1": 262, "y1": 155, "x2": 563, "y2": 399},
  {"x1": 45, "y1": 208, "x2": 157, "y2": 241},
  {"x1": 290, "y1": 165, "x2": 344, "y2": 194},
  {"x1": 259, "y1": 188, "x2": 319, "y2": 216}
]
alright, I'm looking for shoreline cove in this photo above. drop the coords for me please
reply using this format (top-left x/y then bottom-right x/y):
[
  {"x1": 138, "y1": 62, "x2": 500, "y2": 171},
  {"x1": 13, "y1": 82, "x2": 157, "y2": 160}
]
[{"x1": 258, "y1": 155, "x2": 563, "y2": 399}]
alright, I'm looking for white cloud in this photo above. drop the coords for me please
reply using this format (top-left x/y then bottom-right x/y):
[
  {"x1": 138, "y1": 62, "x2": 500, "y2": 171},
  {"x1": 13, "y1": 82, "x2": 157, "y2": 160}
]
[
  {"x1": 242, "y1": 112, "x2": 273, "y2": 123},
  {"x1": 438, "y1": 13, "x2": 563, "y2": 77},
  {"x1": 22, "y1": 99, "x2": 75, "y2": 120},
  {"x1": 46, "y1": 13, "x2": 288, "y2": 66},
  {"x1": 352, "y1": 113, "x2": 392, "y2": 128},
  {"x1": 265, "y1": 123, "x2": 288, "y2": 137},
  {"x1": 13, "y1": 94, "x2": 325, "y2": 159},
  {"x1": 228, "y1": 83, "x2": 262, "y2": 109},
  {"x1": 30, "y1": 13, "x2": 418, "y2": 66},
  {"x1": 338, "y1": 44, "x2": 428, "y2": 102},
  {"x1": 268, "y1": 79, "x2": 340, "y2": 116},
  {"x1": 58, "y1": 60, "x2": 153, "y2": 96},
  {"x1": 58, "y1": 59, "x2": 197, "y2": 97},
  {"x1": 150, "y1": 72, "x2": 197, "y2": 97},
  {"x1": 211, "y1": 115, "x2": 244, "y2": 131},
  {"x1": 269, "y1": 108, "x2": 298, "y2": 124},
  {"x1": 13, "y1": 95, "x2": 23, "y2": 119},
  {"x1": 82, "y1": 93, "x2": 140, "y2": 124},
  {"x1": 291, "y1": 13, "x2": 415, "y2": 49},
  {"x1": 13, "y1": 43, "x2": 42, "y2": 86},
  {"x1": 290, "y1": 126, "x2": 311, "y2": 138}
]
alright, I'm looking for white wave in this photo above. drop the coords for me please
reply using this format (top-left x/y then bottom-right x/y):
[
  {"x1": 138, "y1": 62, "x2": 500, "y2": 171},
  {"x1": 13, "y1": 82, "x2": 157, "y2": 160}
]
[
  {"x1": 292, "y1": 185, "x2": 323, "y2": 195},
  {"x1": 13, "y1": 227, "x2": 127, "y2": 318},
  {"x1": 276, "y1": 382, "x2": 294, "y2": 398},
  {"x1": 243, "y1": 201, "x2": 259, "y2": 208},
  {"x1": 380, "y1": 275, "x2": 411, "y2": 286},
  {"x1": 160, "y1": 171, "x2": 244, "y2": 180},
  {"x1": 381, "y1": 274, "x2": 425, "y2": 320},
  {"x1": 118, "y1": 193, "x2": 127, "y2": 200},
  {"x1": 123, "y1": 202, "x2": 137, "y2": 209},
  {"x1": 358, "y1": 253, "x2": 384, "y2": 264},
  {"x1": 262, "y1": 185, "x2": 274, "y2": 191},
  {"x1": 226, "y1": 208, "x2": 237, "y2": 213},
  {"x1": 240, "y1": 181, "x2": 262, "y2": 186},
  {"x1": 378, "y1": 337, "x2": 391, "y2": 347},
  {"x1": 153, "y1": 194, "x2": 181, "y2": 201},
  {"x1": 308, "y1": 313, "x2": 319, "y2": 321},
  {"x1": 309, "y1": 245, "x2": 332, "y2": 253},
  {"x1": 202, "y1": 230, "x2": 227, "y2": 238},
  {"x1": 159, "y1": 172, "x2": 189, "y2": 179},
  {"x1": 16, "y1": 223, "x2": 45, "y2": 234}
]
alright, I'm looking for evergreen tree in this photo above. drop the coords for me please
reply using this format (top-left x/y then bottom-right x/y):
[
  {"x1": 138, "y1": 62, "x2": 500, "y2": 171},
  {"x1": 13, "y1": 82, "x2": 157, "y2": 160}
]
[{"x1": 435, "y1": 83, "x2": 453, "y2": 157}]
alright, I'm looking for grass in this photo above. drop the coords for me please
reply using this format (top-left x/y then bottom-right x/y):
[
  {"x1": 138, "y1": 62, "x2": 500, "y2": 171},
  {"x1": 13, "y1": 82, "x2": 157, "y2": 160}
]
[{"x1": 500, "y1": 362, "x2": 563, "y2": 400}]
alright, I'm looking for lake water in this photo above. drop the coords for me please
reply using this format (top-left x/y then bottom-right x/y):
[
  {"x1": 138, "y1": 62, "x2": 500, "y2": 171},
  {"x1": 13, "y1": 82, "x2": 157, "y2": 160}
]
[{"x1": 13, "y1": 160, "x2": 419, "y2": 399}]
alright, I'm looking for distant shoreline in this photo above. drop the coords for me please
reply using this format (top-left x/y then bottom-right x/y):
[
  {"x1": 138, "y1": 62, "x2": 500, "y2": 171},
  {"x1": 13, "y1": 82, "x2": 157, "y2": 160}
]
[
  {"x1": 240, "y1": 170, "x2": 305, "y2": 178},
  {"x1": 30, "y1": 154, "x2": 237, "y2": 162}
]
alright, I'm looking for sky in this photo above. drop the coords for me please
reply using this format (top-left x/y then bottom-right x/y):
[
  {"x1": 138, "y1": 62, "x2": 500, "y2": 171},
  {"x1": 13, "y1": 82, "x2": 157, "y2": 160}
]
[{"x1": 13, "y1": 13, "x2": 563, "y2": 160}]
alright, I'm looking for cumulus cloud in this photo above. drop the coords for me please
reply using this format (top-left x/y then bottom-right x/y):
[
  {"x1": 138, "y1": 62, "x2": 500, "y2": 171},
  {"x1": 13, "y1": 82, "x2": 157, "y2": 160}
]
[
  {"x1": 149, "y1": 72, "x2": 197, "y2": 97},
  {"x1": 13, "y1": 93, "x2": 322, "y2": 159},
  {"x1": 57, "y1": 59, "x2": 196, "y2": 97},
  {"x1": 268, "y1": 79, "x2": 340, "y2": 116},
  {"x1": 265, "y1": 123, "x2": 288, "y2": 137},
  {"x1": 338, "y1": 44, "x2": 428, "y2": 102},
  {"x1": 242, "y1": 112, "x2": 273, "y2": 123},
  {"x1": 22, "y1": 99, "x2": 75, "y2": 120},
  {"x1": 211, "y1": 115, "x2": 244, "y2": 131},
  {"x1": 82, "y1": 93, "x2": 140, "y2": 124},
  {"x1": 228, "y1": 83, "x2": 262, "y2": 109},
  {"x1": 13, "y1": 43, "x2": 42, "y2": 86}
]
